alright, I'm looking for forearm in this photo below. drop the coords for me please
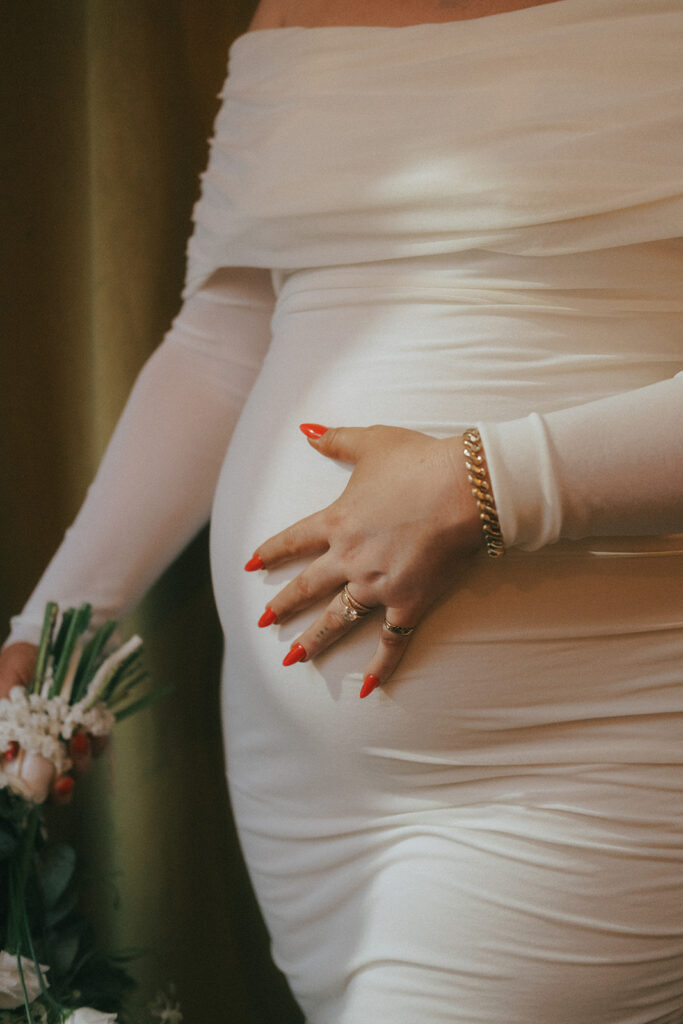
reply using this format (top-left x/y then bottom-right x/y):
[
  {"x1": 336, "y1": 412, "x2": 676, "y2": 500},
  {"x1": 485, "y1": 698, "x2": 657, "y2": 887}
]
[
  {"x1": 5, "y1": 268, "x2": 274, "y2": 645},
  {"x1": 478, "y1": 370, "x2": 683, "y2": 549}
]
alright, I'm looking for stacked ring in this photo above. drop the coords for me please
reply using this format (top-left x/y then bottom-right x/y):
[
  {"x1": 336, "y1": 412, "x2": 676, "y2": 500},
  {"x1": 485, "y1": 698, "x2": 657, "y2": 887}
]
[
  {"x1": 339, "y1": 585, "x2": 373, "y2": 623},
  {"x1": 383, "y1": 618, "x2": 416, "y2": 637}
]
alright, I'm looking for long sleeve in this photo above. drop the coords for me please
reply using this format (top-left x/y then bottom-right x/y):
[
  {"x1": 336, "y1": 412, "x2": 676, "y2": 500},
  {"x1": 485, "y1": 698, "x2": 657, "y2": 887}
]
[
  {"x1": 478, "y1": 370, "x2": 683, "y2": 551},
  {"x1": 5, "y1": 267, "x2": 274, "y2": 646}
]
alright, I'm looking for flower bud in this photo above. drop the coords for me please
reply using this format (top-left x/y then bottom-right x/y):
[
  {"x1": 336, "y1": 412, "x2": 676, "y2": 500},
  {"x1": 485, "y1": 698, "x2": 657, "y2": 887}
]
[
  {"x1": 68, "y1": 732, "x2": 93, "y2": 776},
  {"x1": 52, "y1": 774, "x2": 75, "y2": 804},
  {"x1": 69, "y1": 731, "x2": 91, "y2": 757}
]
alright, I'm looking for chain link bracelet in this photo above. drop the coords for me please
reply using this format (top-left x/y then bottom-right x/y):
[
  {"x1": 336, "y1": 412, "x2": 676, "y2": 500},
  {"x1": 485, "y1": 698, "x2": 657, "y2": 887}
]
[{"x1": 462, "y1": 428, "x2": 505, "y2": 558}]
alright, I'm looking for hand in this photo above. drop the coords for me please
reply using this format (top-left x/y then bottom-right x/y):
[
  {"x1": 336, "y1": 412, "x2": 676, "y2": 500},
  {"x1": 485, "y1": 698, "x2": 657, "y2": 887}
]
[
  {"x1": 247, "y1": 424, "x2": 483, "y2": 696},
  {"x1": 0, "y1": 642, "x2": 96, "y2": 800},
  {"x1": 0, "y1": 642, "x2": 38, "y2": 701}
]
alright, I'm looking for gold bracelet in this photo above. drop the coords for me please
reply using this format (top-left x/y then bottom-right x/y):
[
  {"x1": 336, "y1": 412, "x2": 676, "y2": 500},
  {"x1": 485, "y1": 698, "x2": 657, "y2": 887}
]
[{"x1": 462, "y1": 428, "x2": 505, "y2": 558}]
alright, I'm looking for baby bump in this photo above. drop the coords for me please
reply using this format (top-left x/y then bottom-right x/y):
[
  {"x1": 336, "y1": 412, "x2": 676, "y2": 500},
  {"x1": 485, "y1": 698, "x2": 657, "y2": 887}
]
[
  {"x1": 212, "y1": 429, "x2": 683, "y2": 821},
  {"x1": 209, "y1": 281, "x2": 683, "y2": 811}
]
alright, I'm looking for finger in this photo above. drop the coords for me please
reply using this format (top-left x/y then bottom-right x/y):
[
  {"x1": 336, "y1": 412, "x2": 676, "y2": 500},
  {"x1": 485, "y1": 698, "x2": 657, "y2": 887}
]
[
  {"x1": 300, "y1": 424, "x2": 372, "y2": 464},
  {"x1": 281, "y1": 587, "x2": 377, "y2": 666},
  {"x1": 248, "y1": 510, "x2": 329, "y2": 571},
  {"x1": 0, "y1": 643, "x2": 38, "y2": 699},
  {"x1": 359, "y1": 607, "x2": 420, "y2": 698},
  {"x1": 258, "y1": 556, "x2": 346, "y2": 627}
]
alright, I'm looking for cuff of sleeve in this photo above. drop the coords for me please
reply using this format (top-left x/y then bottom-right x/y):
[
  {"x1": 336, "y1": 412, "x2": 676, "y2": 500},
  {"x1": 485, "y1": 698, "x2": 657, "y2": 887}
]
[
  {"x1": 476, "y1": 413, "x2": 563, "y2": 551},
  {"x1": 3, "y1": 615, "x2": 46, "y2": 649}
]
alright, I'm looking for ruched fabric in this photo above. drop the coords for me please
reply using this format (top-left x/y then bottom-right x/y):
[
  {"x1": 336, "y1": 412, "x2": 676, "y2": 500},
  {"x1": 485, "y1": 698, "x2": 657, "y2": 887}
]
[
  {"x1": 201, "y1": 4, "x2": 683, "y2": 1021},
  {"x1": 8, "y1": 2, "x2": 683, "y2": 1020},
  {"x1": 186, "y1": 0, "x2": 683, "y2": 294}
]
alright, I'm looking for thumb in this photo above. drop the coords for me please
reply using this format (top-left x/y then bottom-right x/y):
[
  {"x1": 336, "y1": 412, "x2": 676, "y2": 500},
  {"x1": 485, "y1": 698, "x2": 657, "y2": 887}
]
[
  {"x1": 0, "y1": 642, "x2": 38, "y2": 699},
  {"x1": 299, "y1": 423, "x2": 366, "y2": 464}
]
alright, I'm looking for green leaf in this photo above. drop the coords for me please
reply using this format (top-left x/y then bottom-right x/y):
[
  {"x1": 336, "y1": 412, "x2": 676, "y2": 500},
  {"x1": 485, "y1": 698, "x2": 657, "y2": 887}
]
[
  {"x1": 70, "y1": 620, "x2": 117, "y2": 704},
  {"x1": 0, "y1": 824, "x2": 18, "y2": 860},
  {"x1": 30, "y1": 602, "x2": 58, "y2": 695},
  {"x1": 101, "y1": 651, "x2": 145, "y2": 703},
  {"x1": 50, "y1": 605, "x2": 92, "y2": 698},
  {"x1": 113, "y1": 686, "x2": 173, "y2": 722},
  {"x1": 51, "y1": 608, "x2": 75, "y2": 668},
  {"x1": 37, "y1": 843, "x2": 76, "y2": 907},
  {"x1": 67, "y1": 949, "x2": 137, "y2": 1010},
  {"x1": 48, "y1": 925, "x2": 82, "y2": 976},
  {"x1": 44, "y1": 884, "x2": 79, "y2": 928}
]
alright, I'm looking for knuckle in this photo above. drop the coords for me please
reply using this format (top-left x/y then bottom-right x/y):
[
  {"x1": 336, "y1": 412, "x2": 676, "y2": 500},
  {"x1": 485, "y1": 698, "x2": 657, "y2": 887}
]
[
  {"x1": 327, "y1": 606, "x2": 349, "y2": 631},
  {"x1": 293, "y1": 573, "x2": 315, "y2": 602},
  {"x1": 381, "y1": 630, "x2": 409, "y2": 650},
  {"x1": 282, "y1": 529, "x2": 301, "y2": 559},
  {"x1": 323, "y1": 505, "x2": 339, "y2": 532},
  {"x1": 322, "y1": 502, "x2": 343, "y2": 535},
  {"x1": 307, "y1": 609, "x2": 345, "y2": 650}
]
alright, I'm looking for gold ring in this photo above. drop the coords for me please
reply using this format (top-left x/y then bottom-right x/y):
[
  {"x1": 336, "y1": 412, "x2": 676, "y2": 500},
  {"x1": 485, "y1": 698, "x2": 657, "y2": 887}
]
[
  {"x1": 383, "y1": 618, "x2": 415, "y2": 637},
  {"x1": 339, "y1": 585, "x2": 373, "y2": 623}
]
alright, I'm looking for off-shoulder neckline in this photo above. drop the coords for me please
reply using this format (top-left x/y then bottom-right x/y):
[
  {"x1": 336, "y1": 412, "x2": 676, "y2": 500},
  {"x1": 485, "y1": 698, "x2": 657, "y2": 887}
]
[{"x1": 230, "y1": 0, "x2": 592, "y2": 52}]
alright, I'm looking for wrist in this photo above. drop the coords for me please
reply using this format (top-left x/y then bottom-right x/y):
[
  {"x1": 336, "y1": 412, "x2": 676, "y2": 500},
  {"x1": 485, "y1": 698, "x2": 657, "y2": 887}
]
[
  {"x1": 461, "y1": 429, "x2": 505, "y2": 558},
  {"x1": 443, "y1": 435, "x2": 486, "y2": 553}
]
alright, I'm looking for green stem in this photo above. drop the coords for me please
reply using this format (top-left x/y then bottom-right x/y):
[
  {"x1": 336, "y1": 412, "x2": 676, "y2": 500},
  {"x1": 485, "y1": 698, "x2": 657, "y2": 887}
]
[
  {"x1": 30, "y1": 604, "x2": 58, "y2": 696},
  {"x1": 22, "y1": 899, "x2": 63, "y2": 1014},
  {"x1": 7, "y1": 809, "x2": 41, "y2": 950},
  {"x1": 15, "y1": 950, "x2": 35, "y2": 1024},
  {"x1": 8, "y1": 812, "x2": 41, "y2": 1024},
  {"x1": 70, "y1": 620, "x2": 117, "y2": 705},
  {"x1": 8, "y1": 809, "x2": 66, "y2": 1022},
  {"x1": 50, "y1": 605, "x2": 91, "y2": 698},
  {"x1": 113, "y1": 686, "x2": 172, "y2": 722}
]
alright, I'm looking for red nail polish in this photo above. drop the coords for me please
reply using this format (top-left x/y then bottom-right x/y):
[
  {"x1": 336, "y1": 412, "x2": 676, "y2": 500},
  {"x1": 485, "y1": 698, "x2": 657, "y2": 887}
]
[
  {"x1": 282, "y1": 643, "x2": 306, "y2": 666},
  {"x1": 258, "y1": 607, "x2": 278, "y2": 628},
  {"x1": 299, "y1": 423, "x2": 329, "y2": 440},
  {"x1": 359, "y1": 674, "x2": 380, "y2": 699},
  {"x1": 244, "y1": 554, "x2": 265, "y2": 572}
]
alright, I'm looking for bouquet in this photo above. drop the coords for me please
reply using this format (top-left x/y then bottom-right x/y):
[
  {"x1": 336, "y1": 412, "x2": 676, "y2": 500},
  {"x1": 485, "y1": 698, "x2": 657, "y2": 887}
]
[{"x1": 0, "y1": 603, "x2": 180, "y2": 1024}]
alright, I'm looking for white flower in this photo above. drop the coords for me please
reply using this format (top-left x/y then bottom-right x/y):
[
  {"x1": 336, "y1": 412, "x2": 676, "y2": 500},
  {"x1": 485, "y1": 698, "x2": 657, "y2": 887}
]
[
  {"x1": 0, "y1": 950, "x2": 48, "y2": 1009},
  {"x1": 62, "y1": 1008, "x2": 118, "y2": 1024},
  {"x1": 80, "y1": 636, "x2": 143, "y2": 711},
  {"x1": 148, "y1": 988, "x2": 183, "y2": 1024},
  {"x1": 0, "y1": 749, "x2": 57, "y2": 803}
]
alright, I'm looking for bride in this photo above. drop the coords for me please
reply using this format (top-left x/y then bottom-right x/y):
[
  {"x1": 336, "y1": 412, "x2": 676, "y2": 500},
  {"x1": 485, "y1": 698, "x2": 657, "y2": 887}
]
[{"x1": 3, "y1": 1, "x2": 682, "y2": 1020}]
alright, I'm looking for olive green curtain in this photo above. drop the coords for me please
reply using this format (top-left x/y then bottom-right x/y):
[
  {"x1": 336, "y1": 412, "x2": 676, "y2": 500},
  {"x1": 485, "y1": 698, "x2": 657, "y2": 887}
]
[{"x1": 1, "y1": 3, "x2": 302, "y2": 1021}]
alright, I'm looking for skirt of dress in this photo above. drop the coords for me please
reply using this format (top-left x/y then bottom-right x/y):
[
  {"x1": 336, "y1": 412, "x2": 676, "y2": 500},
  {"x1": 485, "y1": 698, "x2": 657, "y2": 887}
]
[{"x1": 210, "y1": 262, "x2": 683, "y2": 1024}]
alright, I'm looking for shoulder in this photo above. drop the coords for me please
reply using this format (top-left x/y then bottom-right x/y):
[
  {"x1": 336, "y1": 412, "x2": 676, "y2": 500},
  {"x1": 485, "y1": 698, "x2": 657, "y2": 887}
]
[
  {"x1": 247, "y1": 0, "x2": 286, "y2": 31},
  {"x1": 248, "y1": 0, "x2": 330, "y2": 30}
]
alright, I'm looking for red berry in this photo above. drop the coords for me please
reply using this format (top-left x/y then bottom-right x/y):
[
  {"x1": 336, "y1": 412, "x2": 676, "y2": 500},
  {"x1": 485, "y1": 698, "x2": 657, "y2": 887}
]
[
  {"x1": 52, "y1": 775, "x2": 75, "y2": 804},
  {"x1": 69, "y1": 732, "x2": 91, "y2": 757}
]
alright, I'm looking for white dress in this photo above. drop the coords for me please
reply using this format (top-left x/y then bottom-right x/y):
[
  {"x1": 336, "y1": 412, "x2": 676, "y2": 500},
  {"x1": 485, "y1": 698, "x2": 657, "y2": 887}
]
[{"x1": 8, "y1": 1, "x2": 683, "y2": 1021}]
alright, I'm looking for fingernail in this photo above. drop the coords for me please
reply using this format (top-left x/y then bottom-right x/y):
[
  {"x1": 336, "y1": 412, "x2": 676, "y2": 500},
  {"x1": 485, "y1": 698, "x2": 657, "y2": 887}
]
[
  {"x1": 299, "y1": 423, "x2": 329, "y2": 440},
  {"x1": 359, "y1": 674, "x2": 380, "y2": 699},
  {"x1": 283, "y1": 643, "x2": 306, "y2": 666},
  {"x1": 258, "y1": 607, "x2": 278, "y2": 628},
  {"x1": 244, "y1": 554, "x2": 264, "y2": 572}
]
